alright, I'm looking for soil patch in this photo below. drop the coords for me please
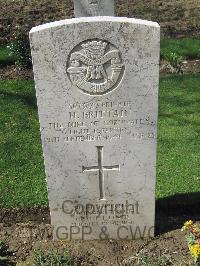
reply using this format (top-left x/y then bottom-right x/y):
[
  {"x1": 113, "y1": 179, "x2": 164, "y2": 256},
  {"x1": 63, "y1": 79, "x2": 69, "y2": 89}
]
[
  {"x1": 0, "y1": 226, "x2": 194, "y2": 265},
  {"x1": 0, "y1": 194, "x2": 199, "y2": 265},
  {"x1": 0, "y1": 65, "x2": 33, "y2": 80},
  {"x1": 160, "y1": 59, "x2": 200, "y2": 75}
]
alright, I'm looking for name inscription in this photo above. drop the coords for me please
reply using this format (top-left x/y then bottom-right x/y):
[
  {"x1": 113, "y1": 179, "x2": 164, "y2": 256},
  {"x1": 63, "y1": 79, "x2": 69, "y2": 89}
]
[{"x1": 42, "y1": 100, "x2": 156, "y2": 143}]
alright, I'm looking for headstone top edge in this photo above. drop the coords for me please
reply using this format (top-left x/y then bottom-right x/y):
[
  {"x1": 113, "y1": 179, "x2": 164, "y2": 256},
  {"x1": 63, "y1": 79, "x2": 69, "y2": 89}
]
[
  {"x1": 30, "y1": 17, "x2": 160, "y2": 34},
  {"x1": 73, "y1": 0, "x2": 115, "y2": 18}
]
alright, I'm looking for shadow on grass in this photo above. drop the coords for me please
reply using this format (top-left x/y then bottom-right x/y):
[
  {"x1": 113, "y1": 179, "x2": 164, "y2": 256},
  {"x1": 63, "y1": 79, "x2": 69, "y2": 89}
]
[
  {"x1": 0, "y1": 90, "x2": 37, "y2": 109},
  {"x1": 0, "y1": 59, "x2": 15, "y2": 67},
  {"x1": 156, "y1": 192, "x2": 200, "y2": 235}
]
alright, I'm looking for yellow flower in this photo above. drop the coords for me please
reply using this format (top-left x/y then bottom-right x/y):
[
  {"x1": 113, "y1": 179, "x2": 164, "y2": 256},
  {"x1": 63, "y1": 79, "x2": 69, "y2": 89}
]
[
  {"x1": 184, "y1": 220, "x2": 193, "y2": 227},
  {"x1": 189, "y1": 244, "x2": 200, "y2": 258},
  {"x1": 182, "y1": 220, "x2": 193, "y2": 231}
]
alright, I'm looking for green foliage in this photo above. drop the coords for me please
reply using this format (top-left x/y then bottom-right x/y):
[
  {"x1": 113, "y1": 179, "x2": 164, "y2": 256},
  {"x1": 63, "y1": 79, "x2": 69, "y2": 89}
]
[
  {"x1": 161, "y1": 38, "x2": 200, "y2": 73},
  {"x1": 32, "y1": 250, "x2": 73, "y2": 266},
  {"x1": 160, "y1": 38, "x2": 200, "y2": 60},
  {"x1": 0, "y1": 241, "x2": 9, "y2": 265},
  {"x1": 8, "y1": 28, "x2": 32, "y2": 68},
  {"x1": 0, "y1": 46, "x2": 16, "y2": 66},
  {"x1": 138, "y1": 254, "x2": 173, "y2": 266},
  {"x1": 187, "y1": 234, "x2": 196, "y2": 246},
  {"x1": 123, "y1": 253, "x2": 173, "y2": 265},
  {"x1": 163, "y1": 52, "x2": 184, "y2": 74}
]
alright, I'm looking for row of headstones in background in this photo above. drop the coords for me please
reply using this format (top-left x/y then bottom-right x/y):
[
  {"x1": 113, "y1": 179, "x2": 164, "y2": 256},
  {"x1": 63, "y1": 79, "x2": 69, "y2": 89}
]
[
  {"x1": 74, "y1": 0, "x2": 115, "y2": 17},
  {"x1": 30, "y1": 0, "x2": 160, "y2": 240}
]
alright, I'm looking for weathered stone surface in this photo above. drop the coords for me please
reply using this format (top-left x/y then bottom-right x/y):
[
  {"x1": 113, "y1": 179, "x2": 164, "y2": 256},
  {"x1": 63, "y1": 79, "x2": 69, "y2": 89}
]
[
  {"x1": 30, "y1": 17, "x2": 160, "y2": 240},
  {"x1": 73, "y1": 0, "x2": 115, "y2": 17}
]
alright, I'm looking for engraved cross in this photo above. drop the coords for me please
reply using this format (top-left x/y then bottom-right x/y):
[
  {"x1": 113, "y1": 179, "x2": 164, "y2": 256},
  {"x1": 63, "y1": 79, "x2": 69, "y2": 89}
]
[{"x1": 82, "y1": 146, "x2": 120, "y2": 200}]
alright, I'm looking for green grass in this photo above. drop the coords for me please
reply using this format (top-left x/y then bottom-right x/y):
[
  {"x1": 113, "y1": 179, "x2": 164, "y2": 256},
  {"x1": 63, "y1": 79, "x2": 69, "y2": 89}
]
[
  {"x1": 0, "y1": 75, "x2": 200, "y2": 207},
  {"x1": 157, "y1": 74, "x2": 200, "y2": 198},
  {"x1": 0, "y1": 45, "x2": 16, "y2": 66},
  {"x1": 160, "y1": 38, "x2": 200, "y2": 60},
  {"x1": 0, "y1": 80, "x2": 47, "y2": 207}
]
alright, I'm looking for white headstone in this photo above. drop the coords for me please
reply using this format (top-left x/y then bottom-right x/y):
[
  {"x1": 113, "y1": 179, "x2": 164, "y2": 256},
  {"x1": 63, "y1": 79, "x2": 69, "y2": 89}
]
[
  {"x1": 30, "y1": 16, "x2": 160, "y2": 240},
  {"x1": 73, "y1": 0, "x2": 115, "y2": 17}
]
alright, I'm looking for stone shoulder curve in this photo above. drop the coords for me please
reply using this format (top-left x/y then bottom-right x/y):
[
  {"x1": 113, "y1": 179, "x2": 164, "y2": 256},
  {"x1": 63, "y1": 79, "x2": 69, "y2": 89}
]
[{"x1": 30, "y1": 16, "x2": 160, "y2": 35}]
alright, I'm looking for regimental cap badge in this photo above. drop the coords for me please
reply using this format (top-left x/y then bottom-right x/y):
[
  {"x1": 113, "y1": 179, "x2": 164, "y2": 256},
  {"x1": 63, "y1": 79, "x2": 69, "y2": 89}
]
[{"x1": 67, "y1": 39, "x2": 124, "y2": 96}]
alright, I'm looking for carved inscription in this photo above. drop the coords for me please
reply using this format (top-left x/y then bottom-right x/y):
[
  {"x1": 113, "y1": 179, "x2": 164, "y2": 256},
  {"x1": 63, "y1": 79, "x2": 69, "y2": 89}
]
[
  {"x1": 67, "y1": 39, "x2": 124, "y2": 95},
  {"x1": 43, "y1": 100, "x2": 156, "y2": 143}
]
